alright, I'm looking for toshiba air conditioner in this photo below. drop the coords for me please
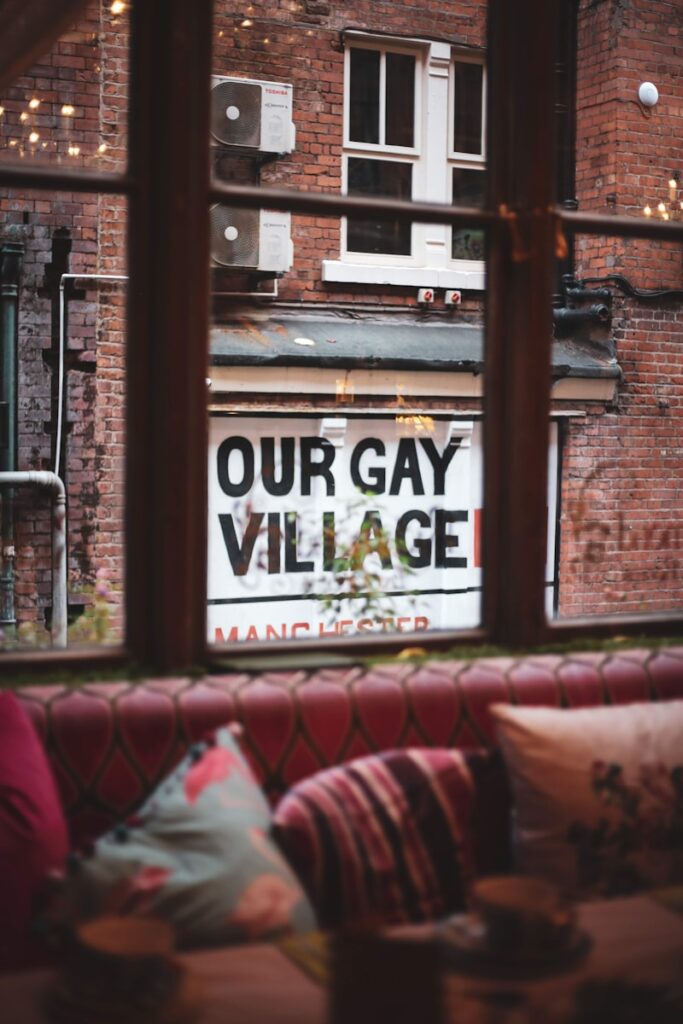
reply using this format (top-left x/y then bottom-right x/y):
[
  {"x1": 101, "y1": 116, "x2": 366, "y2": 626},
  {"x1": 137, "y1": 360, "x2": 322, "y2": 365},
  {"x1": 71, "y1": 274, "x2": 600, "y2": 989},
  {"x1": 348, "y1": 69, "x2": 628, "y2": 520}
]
[
  {"x1": 210, "y1": 76, "x2": 296, "y2": 154},
  {"x1": 210, "y1": 205, "x2": 293, "y2": 274}
]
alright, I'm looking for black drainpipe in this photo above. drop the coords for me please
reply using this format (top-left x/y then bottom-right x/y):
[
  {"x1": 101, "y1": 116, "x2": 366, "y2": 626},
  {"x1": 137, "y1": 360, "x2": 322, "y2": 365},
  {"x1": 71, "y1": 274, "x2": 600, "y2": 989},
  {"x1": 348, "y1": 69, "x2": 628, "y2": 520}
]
[{"x1": 0, "y1": 241, "x2": 23, "y2": 633}]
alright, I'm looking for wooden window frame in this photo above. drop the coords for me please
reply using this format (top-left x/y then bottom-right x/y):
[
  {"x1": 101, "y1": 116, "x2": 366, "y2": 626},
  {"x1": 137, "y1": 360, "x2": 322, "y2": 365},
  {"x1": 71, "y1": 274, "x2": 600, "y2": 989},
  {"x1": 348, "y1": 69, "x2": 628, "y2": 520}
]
[{"x1": 1, "y1": 0, "x2": 682, "y2": 675}]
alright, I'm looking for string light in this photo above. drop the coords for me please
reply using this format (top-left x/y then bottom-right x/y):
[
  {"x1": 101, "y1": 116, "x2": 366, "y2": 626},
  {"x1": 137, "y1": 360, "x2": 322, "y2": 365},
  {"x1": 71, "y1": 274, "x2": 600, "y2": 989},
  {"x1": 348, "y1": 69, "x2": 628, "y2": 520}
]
[
  {"x1": 19, "y1": 112, "x2": 28, "y2": 122},
  {"x1": 68, "y1": 144, "x2": 80, "y2": 156},
  {"x1": 61, "y1": 104, "x2": 75, "y2": 117},
  {"x1": 241, "y1": 18, "x2": 253, "y2": 26},
  {"x1": 643, "y1": 172, "x2": 680, "y2": 220},
  {"x1": 28, "y1": 131, "x2": 39, "y2": 144},
  {"x1": 111, "y1": 1, "x2": 125, "y2": 14},
  {"x1": 97, "y1": 143, "x2": 108, "y2": 154},
  {"x1": 0, "y1": 106, "x2": 5, "y2": 117},
  {"x1": 28, "y1": 98, "x2": 40, "y2": 110}
]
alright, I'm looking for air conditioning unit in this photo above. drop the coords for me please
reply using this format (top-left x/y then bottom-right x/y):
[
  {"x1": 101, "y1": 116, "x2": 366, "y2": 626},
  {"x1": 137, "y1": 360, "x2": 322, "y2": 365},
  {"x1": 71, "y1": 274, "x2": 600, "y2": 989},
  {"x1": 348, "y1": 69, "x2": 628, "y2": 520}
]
[
  {"x1": 210, "y1": 76, "x2": 296, "y2": 154},
  {"x1": 210, "y1": 205, "x2": 293, "y2": 274}
]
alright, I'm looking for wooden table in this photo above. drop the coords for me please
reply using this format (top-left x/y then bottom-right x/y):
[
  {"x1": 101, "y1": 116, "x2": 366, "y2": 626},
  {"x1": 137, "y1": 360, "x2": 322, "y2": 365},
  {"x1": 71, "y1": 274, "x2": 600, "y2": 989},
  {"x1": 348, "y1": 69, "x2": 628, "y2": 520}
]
[{"x1": 0, "y1": 894, "x2": 681, "y2": 1023}]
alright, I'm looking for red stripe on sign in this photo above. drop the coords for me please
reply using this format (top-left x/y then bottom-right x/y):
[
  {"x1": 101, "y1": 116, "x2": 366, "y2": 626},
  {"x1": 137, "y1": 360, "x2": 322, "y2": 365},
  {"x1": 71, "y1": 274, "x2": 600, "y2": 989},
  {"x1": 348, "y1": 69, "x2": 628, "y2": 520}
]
[{"x1": 474, "y1": 508, "x2": 482, "y2": 568}]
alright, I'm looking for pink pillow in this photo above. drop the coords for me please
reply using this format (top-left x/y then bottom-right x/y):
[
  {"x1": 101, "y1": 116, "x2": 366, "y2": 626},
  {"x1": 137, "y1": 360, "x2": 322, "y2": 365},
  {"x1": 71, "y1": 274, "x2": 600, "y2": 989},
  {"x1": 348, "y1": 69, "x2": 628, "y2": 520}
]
[
  {"x1": 492, "y1": 700, "x2": 683, "y2": 899},
  {"x1": 0, "y1": 693, "x2": 68, "y2": 970}
]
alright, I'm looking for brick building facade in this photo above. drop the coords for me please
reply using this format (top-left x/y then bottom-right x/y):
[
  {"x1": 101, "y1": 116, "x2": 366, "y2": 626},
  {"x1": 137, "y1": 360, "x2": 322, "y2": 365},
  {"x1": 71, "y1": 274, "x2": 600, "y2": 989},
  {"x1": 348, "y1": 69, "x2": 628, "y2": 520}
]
[{"x1": 0, "y1": 0, "x2": 681, "y2": 646}]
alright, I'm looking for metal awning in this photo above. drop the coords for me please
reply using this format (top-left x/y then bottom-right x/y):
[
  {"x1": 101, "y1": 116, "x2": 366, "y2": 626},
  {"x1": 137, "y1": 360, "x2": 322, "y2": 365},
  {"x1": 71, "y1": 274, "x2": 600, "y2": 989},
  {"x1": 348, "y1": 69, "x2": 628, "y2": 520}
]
[{"x1": 210, "y1": 313, "x2": 620, "y2": 382}]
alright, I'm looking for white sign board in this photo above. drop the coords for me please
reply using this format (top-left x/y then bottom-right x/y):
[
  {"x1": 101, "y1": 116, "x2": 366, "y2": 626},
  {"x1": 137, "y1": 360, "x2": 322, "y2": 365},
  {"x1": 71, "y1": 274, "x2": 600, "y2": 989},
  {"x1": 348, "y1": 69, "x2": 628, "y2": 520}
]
[{"x1": 208, "y1": 415, "x2": 558, "y2": 642}]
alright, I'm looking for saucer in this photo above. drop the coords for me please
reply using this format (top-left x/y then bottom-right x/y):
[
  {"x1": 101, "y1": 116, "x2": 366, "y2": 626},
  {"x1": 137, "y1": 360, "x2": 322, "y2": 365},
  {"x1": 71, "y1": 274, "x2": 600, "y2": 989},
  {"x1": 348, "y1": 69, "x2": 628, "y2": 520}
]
[
  {"x1": 439, "y1": 914, "x2": 591, "y2": 978},
  {"x1": 44, "y1": 959, "x2": 203, "y2": 1024}
]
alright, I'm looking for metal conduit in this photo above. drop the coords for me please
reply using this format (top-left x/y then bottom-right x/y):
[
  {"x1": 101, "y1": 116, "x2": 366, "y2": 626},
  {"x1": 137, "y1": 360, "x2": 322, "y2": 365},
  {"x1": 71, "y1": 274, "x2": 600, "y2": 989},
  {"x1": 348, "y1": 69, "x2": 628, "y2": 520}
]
[{"x1": 0, "y1": 471, "x2": 67, "y2": 647}]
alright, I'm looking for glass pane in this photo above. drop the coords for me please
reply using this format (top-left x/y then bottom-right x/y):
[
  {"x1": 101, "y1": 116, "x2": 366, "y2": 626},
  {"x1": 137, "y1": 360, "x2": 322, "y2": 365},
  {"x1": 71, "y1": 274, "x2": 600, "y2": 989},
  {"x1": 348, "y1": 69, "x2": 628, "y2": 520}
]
[
  {"x1": 551, "y1": 233, "x2": 683, "y2": 620},
  {"x1": 566, "y1": 3, "x2": 680, "y2": 215},
  {"x1": 0, "y1": 0, "x2": 129, "y2": 172},
  {"x1": 347, "y1": 157, "x2": 412, "y2": 255},
  {"x1": 0, "y1": 191, "x2": 127, "y2": 653},
  {"x1": 385, "y1": 53, "x2": 415, "y2": 148},
  {"x1": 349, "y1": 48, "x2": 380, "y2": 145},
  {"x1": 452, "y1": 61, "x2": 483, "y2": 155},
  {"x1": 208, "y1": 5, "x2": 489, "y2": 650},
  {"x1": 208, "y1": 211, "x2": 488, "y2": 647},
  {"x1": 452, "y1": 167, "x2": 485, "y2": 259}
]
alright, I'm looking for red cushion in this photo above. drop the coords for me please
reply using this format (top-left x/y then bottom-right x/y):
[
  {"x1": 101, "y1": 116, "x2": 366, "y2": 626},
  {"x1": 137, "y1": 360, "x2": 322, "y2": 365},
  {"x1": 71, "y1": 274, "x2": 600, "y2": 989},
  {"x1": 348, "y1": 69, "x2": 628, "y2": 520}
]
[{"x1": 0, "y1": 692, "x2": 68, "y2": 970}]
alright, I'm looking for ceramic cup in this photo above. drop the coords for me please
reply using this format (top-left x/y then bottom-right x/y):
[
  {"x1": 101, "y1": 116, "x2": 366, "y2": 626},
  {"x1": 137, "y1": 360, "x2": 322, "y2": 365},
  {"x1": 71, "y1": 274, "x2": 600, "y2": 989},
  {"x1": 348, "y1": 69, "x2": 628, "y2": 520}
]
[
  {"x1": 472, "y1": 876, "x2": 575, "y2": 955},
  {"x1": 66, "y1": 916, "x2": 178, "y2": 1002}
]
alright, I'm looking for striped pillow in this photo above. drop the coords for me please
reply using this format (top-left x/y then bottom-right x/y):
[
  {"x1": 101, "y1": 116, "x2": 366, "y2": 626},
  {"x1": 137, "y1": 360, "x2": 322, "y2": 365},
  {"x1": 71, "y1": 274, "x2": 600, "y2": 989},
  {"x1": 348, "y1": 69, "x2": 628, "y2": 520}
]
[{"x1": 272, "y1": 749, "x2": 476, "y2": 928}]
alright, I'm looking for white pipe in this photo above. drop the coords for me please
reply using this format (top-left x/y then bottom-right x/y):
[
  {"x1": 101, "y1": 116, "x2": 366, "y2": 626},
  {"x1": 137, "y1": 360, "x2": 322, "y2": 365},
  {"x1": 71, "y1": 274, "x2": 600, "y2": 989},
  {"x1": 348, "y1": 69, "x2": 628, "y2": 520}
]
[
  {"x1": 0, "y1": 471, "x2": 67, "y2": 648},
  {"x1": 56, "y1": 274, "x2": 128, "y2": 476}
]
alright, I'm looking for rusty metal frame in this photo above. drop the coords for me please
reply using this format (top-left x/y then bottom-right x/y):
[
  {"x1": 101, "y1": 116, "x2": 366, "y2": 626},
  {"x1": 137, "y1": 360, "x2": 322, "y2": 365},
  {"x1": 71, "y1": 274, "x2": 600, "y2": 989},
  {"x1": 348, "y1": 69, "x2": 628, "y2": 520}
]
[{"x1": 2, "y1": 0, "x2": 683, "y2": 674}]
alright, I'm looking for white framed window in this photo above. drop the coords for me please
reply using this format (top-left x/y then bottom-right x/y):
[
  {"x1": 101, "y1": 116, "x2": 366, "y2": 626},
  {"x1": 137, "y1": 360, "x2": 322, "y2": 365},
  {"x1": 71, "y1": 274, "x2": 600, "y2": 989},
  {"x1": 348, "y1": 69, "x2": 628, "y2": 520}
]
[
  {"x1": 323, "y1": 34, "x2": 487, "y2": 290},
  {"x1": 450, "y1": 55, "x2": 486, "y2": 263},
  {"x1": 343, "y1": 40, "x2": 421, "y2": 260}
]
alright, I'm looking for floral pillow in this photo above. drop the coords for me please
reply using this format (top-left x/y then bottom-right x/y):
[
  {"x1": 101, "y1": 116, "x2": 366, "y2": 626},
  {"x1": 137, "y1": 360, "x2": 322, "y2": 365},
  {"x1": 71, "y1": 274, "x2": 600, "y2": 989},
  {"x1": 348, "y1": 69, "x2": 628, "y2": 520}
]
[
  {"x1": 491, "y1": 700, "x2": 683, "y2": 900},
  {"x1": 55, "y1": 728, "x2": 316, "y2": 948}
]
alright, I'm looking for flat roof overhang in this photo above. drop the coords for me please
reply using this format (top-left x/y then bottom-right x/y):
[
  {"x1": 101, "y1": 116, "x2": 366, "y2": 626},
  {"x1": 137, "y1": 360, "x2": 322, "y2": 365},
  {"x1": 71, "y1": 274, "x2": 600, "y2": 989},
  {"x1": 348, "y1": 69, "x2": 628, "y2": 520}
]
[{"x1": 209, "y1": 314, "x2": 621, "y2": 402}]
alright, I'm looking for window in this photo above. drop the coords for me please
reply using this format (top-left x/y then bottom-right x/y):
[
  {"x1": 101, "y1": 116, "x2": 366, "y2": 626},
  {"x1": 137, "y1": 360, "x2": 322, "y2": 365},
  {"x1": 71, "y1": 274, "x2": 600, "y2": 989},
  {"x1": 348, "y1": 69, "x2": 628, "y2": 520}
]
[
  {"x1": 450, "y1": 58, "x2": 486, "y2": 261},
  {"x1": 323, "y1": 36, "x2": 487, "y2": 290},
  {"x1": 2, "y1": 0, "x2": 683, "y2": 675},
  {"x1": 344, "y1": 43, "x2": 417, "y2": 258}
]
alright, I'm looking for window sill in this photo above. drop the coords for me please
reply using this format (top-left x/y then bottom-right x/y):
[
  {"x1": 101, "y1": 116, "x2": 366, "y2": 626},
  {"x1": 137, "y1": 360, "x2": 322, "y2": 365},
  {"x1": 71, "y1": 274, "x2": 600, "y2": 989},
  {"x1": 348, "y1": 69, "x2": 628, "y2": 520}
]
[{"x1": 321, "y1": 260, "x2": 486, "y2": 290}]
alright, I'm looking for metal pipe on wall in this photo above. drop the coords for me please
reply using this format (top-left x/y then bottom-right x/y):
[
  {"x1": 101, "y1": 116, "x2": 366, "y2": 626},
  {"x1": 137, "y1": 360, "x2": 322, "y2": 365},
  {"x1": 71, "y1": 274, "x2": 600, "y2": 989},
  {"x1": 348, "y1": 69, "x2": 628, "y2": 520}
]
[
  {"x1": 0, "y1": 241, "x2": 23, "y2": 632},
  {"x1": 0, "y1": 471, "x2": 67, "y2": 647}
]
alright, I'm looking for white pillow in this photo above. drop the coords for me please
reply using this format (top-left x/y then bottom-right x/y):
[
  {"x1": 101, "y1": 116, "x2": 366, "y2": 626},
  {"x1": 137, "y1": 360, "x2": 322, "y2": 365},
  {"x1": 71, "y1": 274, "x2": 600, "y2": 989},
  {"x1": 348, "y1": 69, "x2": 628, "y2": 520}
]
[{"x1": 491, "y1": 700, "x2": 683, "y2": 900}]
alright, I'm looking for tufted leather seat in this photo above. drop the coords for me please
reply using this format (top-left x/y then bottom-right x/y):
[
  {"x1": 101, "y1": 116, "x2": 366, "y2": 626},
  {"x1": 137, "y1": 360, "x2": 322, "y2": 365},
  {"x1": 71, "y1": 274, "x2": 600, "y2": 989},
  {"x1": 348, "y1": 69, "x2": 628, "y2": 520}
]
[{"x1": 15, "y1": 646, "x2": 683, "y2": 849}]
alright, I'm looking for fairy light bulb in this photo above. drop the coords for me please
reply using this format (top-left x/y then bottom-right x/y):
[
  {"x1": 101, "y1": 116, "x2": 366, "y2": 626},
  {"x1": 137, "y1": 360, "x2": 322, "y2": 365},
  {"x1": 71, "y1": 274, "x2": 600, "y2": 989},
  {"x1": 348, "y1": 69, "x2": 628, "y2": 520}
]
[
  {"x1": 97, "y1": 142, "x2": 108, "y2": 154},
  {"x1": 28, "y1": 98, "x2": 40, "y2": 110},
  {"x1": 111, "y1": 1, "x2": 125, "y2": 14},
  {"x1": 61, "y1": 104, "x2": 75, "y2": 117},
  {"x1": 643, "y1": 204, "x2": 652, "y2": 217},
  {"x1": 28, "y1": 131, "x2": 39, "y2": 143},
  {"x1": 19, "y1": 112, "x2": 28, "y2": 122},
  {"x1": 657, "y1": 201, "x2": 666, "y2": 213}
]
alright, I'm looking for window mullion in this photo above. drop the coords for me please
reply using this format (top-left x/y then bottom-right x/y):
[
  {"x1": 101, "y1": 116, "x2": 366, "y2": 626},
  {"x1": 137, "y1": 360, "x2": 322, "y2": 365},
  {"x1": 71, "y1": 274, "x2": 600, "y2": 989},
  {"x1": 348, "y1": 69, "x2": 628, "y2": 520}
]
[
  {"x1": 126, "y1": 0, "x2": 212, "y2": 671},
  {"x1": 483, "y1": 0, "x2": 559, "y2": 646}
]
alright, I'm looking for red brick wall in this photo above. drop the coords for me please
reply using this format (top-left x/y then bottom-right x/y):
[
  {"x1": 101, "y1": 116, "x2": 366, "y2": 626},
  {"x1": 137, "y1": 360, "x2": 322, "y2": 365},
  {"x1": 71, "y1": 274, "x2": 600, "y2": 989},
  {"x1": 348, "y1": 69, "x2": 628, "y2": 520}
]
[
  {"x1": 558, "y1": 0, "x2": 683, "y2": 617},
  {"x1": 212, "y1": 0, "x2": 486, "y2": 310},
  {"x1": 0, "y1": 1, "x2": 127, "y2": 640}
]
